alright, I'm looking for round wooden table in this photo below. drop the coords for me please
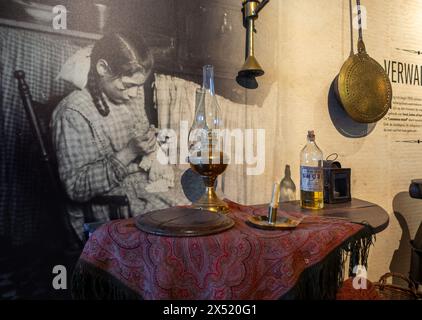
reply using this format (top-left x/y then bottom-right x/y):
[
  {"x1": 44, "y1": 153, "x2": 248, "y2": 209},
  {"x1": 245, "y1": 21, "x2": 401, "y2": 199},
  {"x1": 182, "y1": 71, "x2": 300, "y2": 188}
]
[{"x1": 260, "y1": 198, "x2": 390, "y2": 234}]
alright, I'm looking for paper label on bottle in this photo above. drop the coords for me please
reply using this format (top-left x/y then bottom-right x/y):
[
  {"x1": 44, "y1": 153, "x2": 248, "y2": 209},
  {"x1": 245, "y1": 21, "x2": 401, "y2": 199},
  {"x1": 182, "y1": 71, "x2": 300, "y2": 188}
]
[{"x1": 300, "y1": 166, "x2": 323, "y2": 192}]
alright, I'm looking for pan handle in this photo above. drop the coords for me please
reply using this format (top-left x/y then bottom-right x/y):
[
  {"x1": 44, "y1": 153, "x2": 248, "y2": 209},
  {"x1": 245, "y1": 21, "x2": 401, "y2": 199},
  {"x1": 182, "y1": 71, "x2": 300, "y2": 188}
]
[
  {"x1": 356, "y1": 0, "x2": 367, "y2": 53},
  {"x1": 357, "y1": 39, "x2": 366, "y2": 54},
  {"x1": 356, "y1": 0, "x2": 363, "y2": 41},
  {"x1": 348, "y1": 0, "x2": 354, "y2": 56}
]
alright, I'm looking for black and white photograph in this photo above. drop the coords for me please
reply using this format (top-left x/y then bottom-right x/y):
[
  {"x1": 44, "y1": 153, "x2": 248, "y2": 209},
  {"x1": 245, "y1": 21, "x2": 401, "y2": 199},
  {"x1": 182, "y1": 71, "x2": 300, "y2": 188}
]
[{"x1": 0, "y1": 0, "x2": 421, "y2": 308}]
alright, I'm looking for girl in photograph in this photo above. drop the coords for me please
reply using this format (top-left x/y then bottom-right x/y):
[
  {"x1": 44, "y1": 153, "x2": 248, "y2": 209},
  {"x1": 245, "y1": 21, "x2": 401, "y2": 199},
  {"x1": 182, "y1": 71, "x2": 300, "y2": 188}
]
[{"x1": 52, "y1": 33, "x2": 188, "y2": 241}]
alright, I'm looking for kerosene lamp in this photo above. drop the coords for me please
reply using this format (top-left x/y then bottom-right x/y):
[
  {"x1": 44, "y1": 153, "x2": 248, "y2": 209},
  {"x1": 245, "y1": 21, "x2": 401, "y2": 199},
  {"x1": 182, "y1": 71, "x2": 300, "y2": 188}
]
[{"x1": 188, "y1": 65, "x2": 230, "y2": 214}]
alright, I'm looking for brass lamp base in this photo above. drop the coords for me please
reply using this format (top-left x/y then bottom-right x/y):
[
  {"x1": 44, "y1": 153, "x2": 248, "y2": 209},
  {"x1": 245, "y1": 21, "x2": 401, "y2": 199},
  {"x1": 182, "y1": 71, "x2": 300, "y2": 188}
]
[
  {"x1": 192, "y1": 186, "x2": 230, "y2": 214},
  {"x1": 189, "y1": 152, "x2": 230, "y2": 214}
]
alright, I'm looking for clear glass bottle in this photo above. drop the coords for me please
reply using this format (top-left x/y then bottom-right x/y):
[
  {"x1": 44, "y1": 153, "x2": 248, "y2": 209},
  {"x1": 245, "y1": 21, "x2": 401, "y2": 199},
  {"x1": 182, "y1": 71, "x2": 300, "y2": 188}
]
[
  {"x1": 279, "y1": 165, "x2": 296, "y2": 203},
  {"x1": 300, "y1": 131, "x2": 324, "y2": 209}
]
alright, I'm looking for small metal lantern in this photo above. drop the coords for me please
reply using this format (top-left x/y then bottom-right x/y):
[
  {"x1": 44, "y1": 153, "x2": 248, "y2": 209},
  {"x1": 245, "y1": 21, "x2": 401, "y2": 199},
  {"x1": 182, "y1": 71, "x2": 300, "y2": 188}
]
[{"x1": 323, "y1": 159, "x2": 351, "y2": 204}]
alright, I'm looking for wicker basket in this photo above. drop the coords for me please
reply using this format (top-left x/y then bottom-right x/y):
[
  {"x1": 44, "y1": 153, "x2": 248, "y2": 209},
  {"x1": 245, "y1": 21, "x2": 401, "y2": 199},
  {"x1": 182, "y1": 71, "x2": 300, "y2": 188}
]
[{"x1": 374, "y1": 273, "x2": 420, "y2": 300}]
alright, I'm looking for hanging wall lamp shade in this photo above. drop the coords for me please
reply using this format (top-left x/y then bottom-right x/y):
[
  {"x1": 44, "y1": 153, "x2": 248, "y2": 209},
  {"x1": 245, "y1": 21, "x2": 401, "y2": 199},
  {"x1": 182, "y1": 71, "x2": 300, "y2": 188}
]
[{"x1": 237, "y1": 0, "x2": 270, "y2": 89}]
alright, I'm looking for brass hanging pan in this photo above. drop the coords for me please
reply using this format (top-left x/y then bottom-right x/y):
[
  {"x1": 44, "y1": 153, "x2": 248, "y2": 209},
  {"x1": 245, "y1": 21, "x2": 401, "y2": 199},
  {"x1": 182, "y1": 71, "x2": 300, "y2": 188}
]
[{"x1": 336, "y1": 0, "x2": 392, "y2": 123}]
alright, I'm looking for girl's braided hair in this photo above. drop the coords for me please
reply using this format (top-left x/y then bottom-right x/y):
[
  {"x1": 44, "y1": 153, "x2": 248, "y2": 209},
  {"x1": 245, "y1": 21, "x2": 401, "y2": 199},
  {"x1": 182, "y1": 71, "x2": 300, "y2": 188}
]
[{"x1": 87, "y1": 33, "x2": 154, "y2": 117}]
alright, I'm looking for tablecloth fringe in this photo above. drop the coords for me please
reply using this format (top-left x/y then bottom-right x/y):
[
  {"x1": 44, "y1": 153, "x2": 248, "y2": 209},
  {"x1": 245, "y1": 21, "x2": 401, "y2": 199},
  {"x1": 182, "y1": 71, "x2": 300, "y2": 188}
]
[
  {"x1": 71, "y1": 260, "x2": 142, "y2": 300},
  {"x1": 281, "y1": 224, "x2": 375, "y2": 300}
]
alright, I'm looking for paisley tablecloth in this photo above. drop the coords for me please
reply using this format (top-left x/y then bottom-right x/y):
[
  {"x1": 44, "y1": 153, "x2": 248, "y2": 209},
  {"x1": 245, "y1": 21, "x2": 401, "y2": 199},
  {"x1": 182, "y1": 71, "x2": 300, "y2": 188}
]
[{"x1": 72, "y1": 201, "x2": 373, "y2": 300}]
